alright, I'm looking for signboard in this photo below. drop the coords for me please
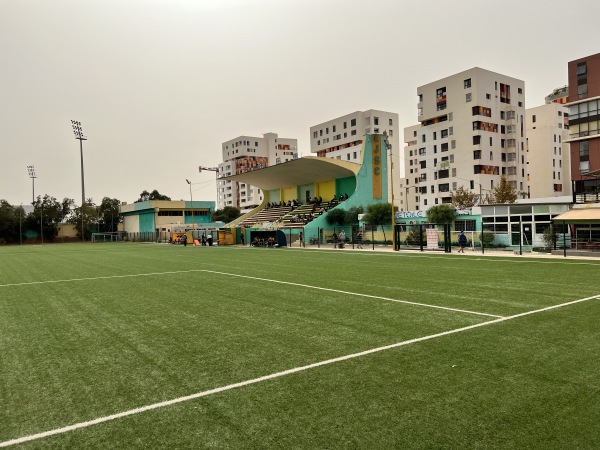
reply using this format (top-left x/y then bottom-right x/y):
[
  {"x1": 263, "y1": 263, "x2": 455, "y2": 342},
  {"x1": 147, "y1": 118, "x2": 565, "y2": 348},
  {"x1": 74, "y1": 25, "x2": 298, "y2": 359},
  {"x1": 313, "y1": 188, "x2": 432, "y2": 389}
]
[
  {"x1": 396, "y1": 210, "x2": 425, "y2": 219},
  {"x1": 372, "y1": 135, "x2": 382, "y2": 199},
  {"x1": 426, "y1": 228, "x2": 439, "y2": 249}
]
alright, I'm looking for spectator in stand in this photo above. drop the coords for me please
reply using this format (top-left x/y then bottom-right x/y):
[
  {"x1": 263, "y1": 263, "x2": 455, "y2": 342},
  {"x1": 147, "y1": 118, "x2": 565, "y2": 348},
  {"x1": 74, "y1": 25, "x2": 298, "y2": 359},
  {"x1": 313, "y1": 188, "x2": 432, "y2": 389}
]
[
  {"x1": 318, "y1": 196, "x2": 323, "y2": 204},
  {"x1": 331, "y1": 194, "x2": 337, "y2": 202}
]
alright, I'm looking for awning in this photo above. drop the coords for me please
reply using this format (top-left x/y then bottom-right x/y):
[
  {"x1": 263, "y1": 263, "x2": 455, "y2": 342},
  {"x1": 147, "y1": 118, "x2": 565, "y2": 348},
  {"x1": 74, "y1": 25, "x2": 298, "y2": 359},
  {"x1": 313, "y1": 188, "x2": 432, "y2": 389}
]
[
  {"x1": 221, "y1": 156, "x2": 360, "y2": 191},
  {"x1": 553, "y1": 208, "x2": 600, "y2": 223}
]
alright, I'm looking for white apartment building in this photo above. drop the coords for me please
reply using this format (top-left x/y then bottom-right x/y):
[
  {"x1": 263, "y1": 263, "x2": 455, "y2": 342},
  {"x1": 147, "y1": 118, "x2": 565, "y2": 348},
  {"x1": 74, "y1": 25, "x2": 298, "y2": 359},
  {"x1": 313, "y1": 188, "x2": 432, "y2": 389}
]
[
  {"x1": 402, "y1": 68, "x2": 527, "y2": 210},
  {"x1": 526, "y1": 102, "x2": 571, "y2": 198},
  {"x1": 309, "y1": 110, "x2": 400, "y2": 205},
  {"x1": 217, "y1": 132, "x2": 298, "y2": 210}
]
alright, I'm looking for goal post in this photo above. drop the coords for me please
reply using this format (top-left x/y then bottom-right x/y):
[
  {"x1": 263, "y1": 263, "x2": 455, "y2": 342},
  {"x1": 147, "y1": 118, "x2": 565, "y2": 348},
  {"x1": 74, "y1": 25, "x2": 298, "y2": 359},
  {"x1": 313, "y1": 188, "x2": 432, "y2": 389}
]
[{"x1": 91, "y1": 232, "x2": 123, "y2": 243}]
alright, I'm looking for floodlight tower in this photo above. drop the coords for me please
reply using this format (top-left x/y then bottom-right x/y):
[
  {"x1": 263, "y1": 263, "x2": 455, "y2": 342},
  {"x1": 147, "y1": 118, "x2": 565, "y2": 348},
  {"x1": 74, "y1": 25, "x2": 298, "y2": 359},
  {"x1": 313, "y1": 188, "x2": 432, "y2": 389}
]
[
  {"x1": 186, "y1": 179, "x2": 195, "y2": 232},
  {"x1": 27, "y1": 165, "x2": 36, "y2": 203},
  {"x1": 71, "y1": 120, "x2": 87, "y2": 242}
]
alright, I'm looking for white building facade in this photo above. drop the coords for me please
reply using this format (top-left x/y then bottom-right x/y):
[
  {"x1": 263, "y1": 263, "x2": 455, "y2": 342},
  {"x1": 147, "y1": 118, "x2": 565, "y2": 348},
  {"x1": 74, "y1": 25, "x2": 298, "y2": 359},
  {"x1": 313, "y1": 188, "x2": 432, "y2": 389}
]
[
  {"x1": 402, "y1": 68, "x2": 527, "y2": 210},
  {"x1": 309, "y1": 110, "x2": 400, "y2": 205},
  {"x1": 217, "y1": 132, "x2": 298, "y2": 210},
  {"x1": 526, "y1": 102, "x2": 571, "y2": 199}
]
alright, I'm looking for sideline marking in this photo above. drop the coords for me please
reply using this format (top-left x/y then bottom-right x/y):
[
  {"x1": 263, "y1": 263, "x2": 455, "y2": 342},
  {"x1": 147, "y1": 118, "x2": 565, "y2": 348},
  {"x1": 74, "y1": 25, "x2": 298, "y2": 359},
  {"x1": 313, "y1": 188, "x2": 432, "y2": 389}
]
[
  {"x1": 1, "y1": 293, "x2": 598, "y2": 448},
  {"x1": 0, "y1": 269, "x2": 501, "y2": 319}
]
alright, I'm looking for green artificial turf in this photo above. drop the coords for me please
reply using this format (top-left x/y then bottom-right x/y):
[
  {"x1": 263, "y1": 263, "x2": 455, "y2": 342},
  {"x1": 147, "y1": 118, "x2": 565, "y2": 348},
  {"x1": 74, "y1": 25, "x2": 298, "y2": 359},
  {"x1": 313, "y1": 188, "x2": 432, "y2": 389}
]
[{"x1": 0, "y1": 243, "x2": 599, "y2": 448}]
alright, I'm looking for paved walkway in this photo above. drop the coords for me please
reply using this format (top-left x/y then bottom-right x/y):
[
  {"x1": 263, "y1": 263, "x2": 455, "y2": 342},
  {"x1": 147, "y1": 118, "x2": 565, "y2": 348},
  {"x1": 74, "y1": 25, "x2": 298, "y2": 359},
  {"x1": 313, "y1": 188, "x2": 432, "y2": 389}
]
[{"x1": 285, "y1": 243, "x2": 600, "y2": 261}]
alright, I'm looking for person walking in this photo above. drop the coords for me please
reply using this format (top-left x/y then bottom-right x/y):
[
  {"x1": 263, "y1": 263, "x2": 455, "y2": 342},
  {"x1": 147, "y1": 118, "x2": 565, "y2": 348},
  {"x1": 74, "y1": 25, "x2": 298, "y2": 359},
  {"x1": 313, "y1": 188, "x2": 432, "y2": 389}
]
[
  {"x1": 458, "y1": 231, "x2": 467, "y2": 253},
  {"x1": 356, "y1": 230, "x2": 363, "y2": 249}
]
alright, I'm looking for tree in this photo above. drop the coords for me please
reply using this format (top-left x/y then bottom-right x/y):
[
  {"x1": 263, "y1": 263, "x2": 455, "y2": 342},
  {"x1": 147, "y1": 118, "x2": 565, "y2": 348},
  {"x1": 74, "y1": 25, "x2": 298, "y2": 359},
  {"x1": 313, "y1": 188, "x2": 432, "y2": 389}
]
[
  {"x1": 98, "y1": 197, "x2": 122, "y2": 232},
  {"x1": 451, "y1": 186, "x2": 477, "y2": 209},
  {"x1": 211, "y1": 206, "x2": 241, "y2": 224},
  {"x1": 0, "y1": 201, "x2": 24, "y2": 244},
  {"x1": 67, "y1": 198, "x2": 99, "y2": 240},
  {"x1": 542, "y1": 225, "x2": 558, "y2": 251},
  {"x1": 325, "y1": 208, "x2": 346, "y2": 226},
  {"x1": 25, "y1": 195, "x2": 67, "y2": 241},
  {"x1": 490, "y1": 176, "x2": 517, "y2": 204},
  {"x1": 362, "y1": 203, "x2": 392, "y2": 242},
  {"x1": 136, "y1": 189, "x2": 171, "y2": 202},
  {"x1": 426, "y1": 204, "x2": 455, "y2": 224},
  {"x1": 344, "y1": 206, "x2": 364, "y2": 224}
]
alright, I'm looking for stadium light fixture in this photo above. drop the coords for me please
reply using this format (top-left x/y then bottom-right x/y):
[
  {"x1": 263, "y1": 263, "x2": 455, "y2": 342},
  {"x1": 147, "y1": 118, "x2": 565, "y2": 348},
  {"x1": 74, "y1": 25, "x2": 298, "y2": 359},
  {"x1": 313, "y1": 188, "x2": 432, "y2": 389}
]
[
  {"x1": 186, "y1": 179, "x2": 195, "y2": 233},
  {"x1": 71, "y1": 120, "x2": 87, "y2": 242},
  {"x1": 27, "y1": 165, "x2": 36, "y2": 203}
]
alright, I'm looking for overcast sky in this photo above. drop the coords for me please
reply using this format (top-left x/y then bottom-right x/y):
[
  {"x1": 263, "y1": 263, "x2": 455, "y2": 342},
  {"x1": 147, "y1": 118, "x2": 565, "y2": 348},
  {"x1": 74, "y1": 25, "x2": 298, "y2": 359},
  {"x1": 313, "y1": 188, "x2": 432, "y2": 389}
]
[{"x1": 1, "y1": 0, "x2": 599, "y2": 207}]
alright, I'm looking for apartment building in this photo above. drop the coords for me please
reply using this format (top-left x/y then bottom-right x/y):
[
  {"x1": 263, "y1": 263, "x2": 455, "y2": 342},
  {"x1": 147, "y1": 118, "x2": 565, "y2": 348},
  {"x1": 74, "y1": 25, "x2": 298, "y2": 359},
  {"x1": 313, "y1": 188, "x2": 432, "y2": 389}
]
[
  {"x1": 402, "y1": 67, "x2": 527, "y2": 210},
  {"x1": 566, "y1": 52, "x2": 600, "y2": 195},
  {"x1": 526, "y1": 101, "x2": 571, "y2": 198},
  {"x1": 309, "y1": 110, "x2": 400, "y2": 205},
  {"x1": 217, "y1": 132, "x2": 298, "y2": 210}
]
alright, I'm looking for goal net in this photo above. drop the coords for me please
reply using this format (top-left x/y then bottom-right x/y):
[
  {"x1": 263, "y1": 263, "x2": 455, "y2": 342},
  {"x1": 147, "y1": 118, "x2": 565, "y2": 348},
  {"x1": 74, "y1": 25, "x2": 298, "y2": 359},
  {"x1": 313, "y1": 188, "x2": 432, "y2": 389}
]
[{"x1": 91, "y1": 232, "x2": 123, "y2": 243}]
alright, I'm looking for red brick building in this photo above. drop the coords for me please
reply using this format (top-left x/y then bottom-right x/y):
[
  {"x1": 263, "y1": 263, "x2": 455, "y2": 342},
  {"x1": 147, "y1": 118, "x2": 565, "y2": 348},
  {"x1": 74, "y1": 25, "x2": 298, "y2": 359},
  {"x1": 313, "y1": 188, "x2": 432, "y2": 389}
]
[{"x1": 567, "y1": 53, "x2": 600, "y2": 200}]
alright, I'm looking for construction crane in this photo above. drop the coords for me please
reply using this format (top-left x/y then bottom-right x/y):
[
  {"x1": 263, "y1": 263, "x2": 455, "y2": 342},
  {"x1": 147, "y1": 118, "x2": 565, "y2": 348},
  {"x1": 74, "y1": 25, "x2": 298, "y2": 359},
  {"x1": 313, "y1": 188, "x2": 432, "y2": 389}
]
[{"x1": 199, "y1": 166, "x2": 219, "y2": 179}]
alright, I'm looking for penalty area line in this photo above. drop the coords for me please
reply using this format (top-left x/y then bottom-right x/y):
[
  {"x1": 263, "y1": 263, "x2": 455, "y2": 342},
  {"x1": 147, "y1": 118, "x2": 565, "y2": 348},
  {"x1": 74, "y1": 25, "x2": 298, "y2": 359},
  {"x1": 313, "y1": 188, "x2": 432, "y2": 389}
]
[
  {"x1": 200, "y1": 269, "x2": 503, "y2": 318},
  {"x1": 1, "y1": 293, "x2": 598, "y2": 448}
]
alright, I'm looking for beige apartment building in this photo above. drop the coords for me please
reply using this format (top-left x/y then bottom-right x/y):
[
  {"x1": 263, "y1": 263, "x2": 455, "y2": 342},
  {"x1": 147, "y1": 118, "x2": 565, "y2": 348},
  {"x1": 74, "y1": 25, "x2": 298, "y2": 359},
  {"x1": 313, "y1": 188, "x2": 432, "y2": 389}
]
[
  {"x1": 217, "y1": 133, "x2": 298, "y2": 210},
  {"x1": 526, "y1": 102, "x2": 571, "y2": 198},
  {"x1": 310, "y1": 110, "x2": 400, "y2": 205},
  {"x1": 402, "y1": 68, "x2": 527, "y2": 210}
]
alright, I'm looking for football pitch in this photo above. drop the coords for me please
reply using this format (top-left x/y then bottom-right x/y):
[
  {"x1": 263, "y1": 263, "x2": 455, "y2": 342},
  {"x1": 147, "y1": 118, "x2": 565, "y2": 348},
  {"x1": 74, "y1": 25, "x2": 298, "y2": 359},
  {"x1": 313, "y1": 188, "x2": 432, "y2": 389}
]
[{"x1": 1, "y1": 243, "x2": 599, "y2": 448}]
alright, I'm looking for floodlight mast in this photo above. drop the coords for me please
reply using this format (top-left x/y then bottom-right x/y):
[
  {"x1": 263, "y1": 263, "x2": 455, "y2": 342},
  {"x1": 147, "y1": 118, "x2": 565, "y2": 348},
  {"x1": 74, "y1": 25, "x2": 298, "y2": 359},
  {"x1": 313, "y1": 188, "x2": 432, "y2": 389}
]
[
  {"x1": 71, "y1": 120, "x2": 87, "y2": 242},
  {"x1": 27, "y1": 165, "x2": 36, "y2": 203},
  {"x1": 186, "y1": 179, "x2": 194, "y2": 232}
]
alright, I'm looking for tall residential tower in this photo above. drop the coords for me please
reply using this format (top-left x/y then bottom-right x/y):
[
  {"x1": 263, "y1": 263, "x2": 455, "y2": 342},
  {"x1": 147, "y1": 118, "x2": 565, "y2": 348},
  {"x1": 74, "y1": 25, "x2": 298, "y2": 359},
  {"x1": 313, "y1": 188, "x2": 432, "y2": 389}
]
[{"x1": 403, "y1": 67, "x2": 527, "y2": 209}]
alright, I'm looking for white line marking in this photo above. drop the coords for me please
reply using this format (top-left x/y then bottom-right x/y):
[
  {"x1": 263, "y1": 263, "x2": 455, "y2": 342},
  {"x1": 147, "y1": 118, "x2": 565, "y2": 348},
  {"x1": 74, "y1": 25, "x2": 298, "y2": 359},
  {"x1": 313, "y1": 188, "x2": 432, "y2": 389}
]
[
  {"x1": 200, "y1": 269, "x2": 503, "y2": 318},
  {"x1": 0, "y1": 269, "x2": 501, "y2": 319},
  {"x1": 1, "y1": 293, "x2": 598, "y2": 448}
]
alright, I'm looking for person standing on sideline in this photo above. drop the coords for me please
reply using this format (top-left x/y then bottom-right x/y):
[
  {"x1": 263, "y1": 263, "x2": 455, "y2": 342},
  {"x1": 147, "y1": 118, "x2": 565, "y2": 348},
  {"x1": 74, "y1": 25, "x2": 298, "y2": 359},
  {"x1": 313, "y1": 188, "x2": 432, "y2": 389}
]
[
  {"x1": 458, "y1": 231, "x2": 467, "y2": 253},
  {"x1": 299, "y1": 231, "x2": 304, "y2": 247},
  {"x1": 182, "y1": 233, "x2": 188, "y2": 247},
  {"x1": 339, "y1": 230, "x2": 346, "y2": 249},
  {"x1": 332, "y1": 231, "x2": 338, "y2": 249},
  {"x1": 240, "y1": 231, "x2": 245, "y2": 246},
  {"x1": 356, "y1": 230, "x2": 363, "y2": 249}
]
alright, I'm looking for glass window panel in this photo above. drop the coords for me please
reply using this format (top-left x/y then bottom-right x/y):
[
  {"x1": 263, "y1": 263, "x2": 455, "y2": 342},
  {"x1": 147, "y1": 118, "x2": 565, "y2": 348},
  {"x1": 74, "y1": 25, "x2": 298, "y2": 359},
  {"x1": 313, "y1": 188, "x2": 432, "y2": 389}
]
[
  {"x1": 495, "y1": 205, "x2": 509, "y2": 215},
  {"x1": 510, "y1": 205, "x2": 531, "y2": 214}
]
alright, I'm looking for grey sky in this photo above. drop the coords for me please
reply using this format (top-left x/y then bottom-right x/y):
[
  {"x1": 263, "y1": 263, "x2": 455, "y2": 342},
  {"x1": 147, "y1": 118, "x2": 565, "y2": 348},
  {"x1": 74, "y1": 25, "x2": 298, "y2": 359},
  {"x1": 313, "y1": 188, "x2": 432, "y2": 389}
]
[{"x1": 1, "y1": 0, "x2": 598, "y2": 207}]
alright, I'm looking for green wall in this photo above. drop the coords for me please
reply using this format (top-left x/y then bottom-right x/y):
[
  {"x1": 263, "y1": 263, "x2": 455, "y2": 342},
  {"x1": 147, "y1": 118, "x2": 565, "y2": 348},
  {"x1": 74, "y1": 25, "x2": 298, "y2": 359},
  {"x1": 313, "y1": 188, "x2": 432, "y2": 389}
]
[{"x1": 139, "y1": 211, "x2": 156, "y2": 233}]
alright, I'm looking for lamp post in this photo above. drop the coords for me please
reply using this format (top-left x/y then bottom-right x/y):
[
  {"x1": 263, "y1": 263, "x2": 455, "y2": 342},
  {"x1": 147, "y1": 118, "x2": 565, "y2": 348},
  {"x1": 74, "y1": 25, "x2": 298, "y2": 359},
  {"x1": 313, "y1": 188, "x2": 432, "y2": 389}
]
[
  {"x1": 19, "y1": 203, "x2": 22, "y2": 245},
  {"x1": 27, "y1": 165, "x2": 36, "y2": 203},
  {"x1": 71, "y1": 120, "x2": 87, "y2": 242},
  {"x1": 186, "y1": 179, "x2": 195, "y2": 236}
]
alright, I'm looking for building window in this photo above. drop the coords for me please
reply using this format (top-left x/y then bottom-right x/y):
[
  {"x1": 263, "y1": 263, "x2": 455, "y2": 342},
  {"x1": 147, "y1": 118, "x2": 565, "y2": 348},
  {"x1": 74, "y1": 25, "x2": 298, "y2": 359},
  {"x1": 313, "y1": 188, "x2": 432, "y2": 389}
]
[
  {"x1": 389, "y1": 118, "x2": 393, "y2": 126},
  {"x1": 351, "y1": 118, "x2": 356, "y2": 126},
  {"x1": 486, "y1": 93, "x2": 491, "y2": 100},
  {"x1": 580, "y1": 140, "x2": 590, "y2": 174},
  {"x1": 464, "y1": 78, "x2": 471, "y2": 89},
  {"x1": 466, "y1": 93, "x2": 472, "y2": 103}
]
